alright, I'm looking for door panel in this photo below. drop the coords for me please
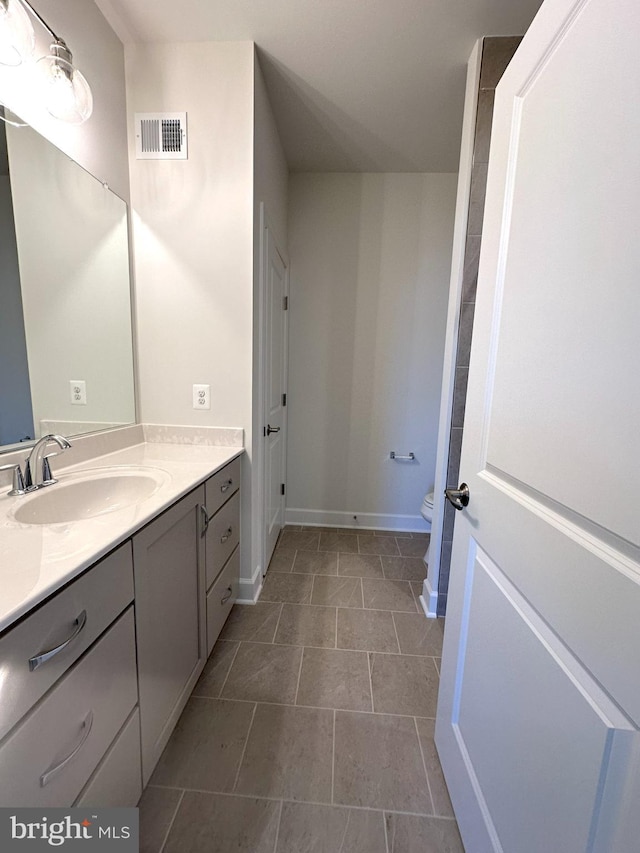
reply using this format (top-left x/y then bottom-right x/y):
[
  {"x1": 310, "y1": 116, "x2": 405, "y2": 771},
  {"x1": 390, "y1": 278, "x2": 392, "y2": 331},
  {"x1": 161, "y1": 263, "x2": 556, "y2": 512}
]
[
  {"x1": 436, "y1": 1, "x2": 640, "y2": 849},
  {"x1": 264, "y1": 227, "x2": 288, "y2": 567},
  {"x1": 453, "y1": 546, "x2": 633, "y2": 853}
]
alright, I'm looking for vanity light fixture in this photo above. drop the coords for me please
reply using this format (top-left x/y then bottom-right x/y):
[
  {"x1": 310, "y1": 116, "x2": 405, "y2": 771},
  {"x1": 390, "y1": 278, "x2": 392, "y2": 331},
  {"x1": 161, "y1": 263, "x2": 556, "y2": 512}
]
[
  {"x1": 0, "y1": 0, "x2": 34, "y2": 66},
  {"x1": 0, "y1": 0, "x2": 92, "y2": 124}
]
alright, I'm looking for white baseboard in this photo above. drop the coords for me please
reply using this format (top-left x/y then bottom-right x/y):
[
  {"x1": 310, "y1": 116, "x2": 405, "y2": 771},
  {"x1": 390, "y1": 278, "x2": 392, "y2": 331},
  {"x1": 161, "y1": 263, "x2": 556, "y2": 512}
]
[
  {"x1": 237, "y1": 564, "x2": 263, "y2": 604},
  {"x1": 421, "y1": 576, "x2": 439, "y2": 618},
  {"x1": 285, "y1": 507, "x2": 430, "y2": 534}
]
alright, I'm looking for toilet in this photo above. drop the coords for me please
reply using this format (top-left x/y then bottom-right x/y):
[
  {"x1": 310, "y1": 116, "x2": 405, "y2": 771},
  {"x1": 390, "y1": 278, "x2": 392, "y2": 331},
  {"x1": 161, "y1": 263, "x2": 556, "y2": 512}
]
[{"x1": 420, "y1": 490, "x2": 434, "y2": 564}]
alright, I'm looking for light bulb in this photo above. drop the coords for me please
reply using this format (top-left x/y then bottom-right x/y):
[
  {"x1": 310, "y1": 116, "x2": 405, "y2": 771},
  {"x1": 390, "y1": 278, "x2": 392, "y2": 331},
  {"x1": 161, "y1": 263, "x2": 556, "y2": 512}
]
[
  {"x1": 0, "y1": 0, "x2": 35, "y2": 66},
  {"x1": 36, "y1": 41, "x2": 93, "y2": 124}
]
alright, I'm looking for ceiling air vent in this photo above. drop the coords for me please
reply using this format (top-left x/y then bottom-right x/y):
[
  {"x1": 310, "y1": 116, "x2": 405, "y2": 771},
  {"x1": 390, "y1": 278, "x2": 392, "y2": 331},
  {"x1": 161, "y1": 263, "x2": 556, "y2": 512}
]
[{"x1": 135, "y1": 112, "x2": 187, "y2": 160}]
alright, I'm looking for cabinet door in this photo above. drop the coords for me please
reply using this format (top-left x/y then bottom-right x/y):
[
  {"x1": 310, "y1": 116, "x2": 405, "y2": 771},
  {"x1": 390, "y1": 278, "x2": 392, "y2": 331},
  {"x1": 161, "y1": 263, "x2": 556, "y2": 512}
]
[{"x1": 133, "y1": 486, "x2": 205, "y2": 784}]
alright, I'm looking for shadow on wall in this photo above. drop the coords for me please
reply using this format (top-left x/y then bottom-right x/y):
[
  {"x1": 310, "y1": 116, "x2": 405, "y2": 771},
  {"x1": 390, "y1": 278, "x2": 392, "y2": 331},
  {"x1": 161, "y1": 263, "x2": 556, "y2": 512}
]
[{"x1": 256, "y1": 48, "x2": 420, "y2": 172}]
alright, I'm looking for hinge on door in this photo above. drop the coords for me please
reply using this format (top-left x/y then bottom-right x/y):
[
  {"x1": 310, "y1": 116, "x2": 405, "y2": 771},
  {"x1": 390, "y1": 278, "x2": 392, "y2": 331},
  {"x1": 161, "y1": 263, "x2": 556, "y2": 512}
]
[
  {"x1": 282, "y1": 393, "x2": 287, "y2": 407},
  {"x1": 283, "y1": 296, "x2": 288, "y2": 310},
  {"x1": 281, "y1": 483, "x2": 285, "y2": 496}
]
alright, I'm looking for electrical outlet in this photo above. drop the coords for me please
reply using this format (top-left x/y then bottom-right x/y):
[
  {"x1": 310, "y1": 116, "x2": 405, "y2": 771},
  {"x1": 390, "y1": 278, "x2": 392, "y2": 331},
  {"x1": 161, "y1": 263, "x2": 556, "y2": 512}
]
[
  {"x1": 193, "y1": 384, "x2": 211, "y2": 410},
  {"x1": 70, "y1": 380, "x2": 86, "y2": 405}
]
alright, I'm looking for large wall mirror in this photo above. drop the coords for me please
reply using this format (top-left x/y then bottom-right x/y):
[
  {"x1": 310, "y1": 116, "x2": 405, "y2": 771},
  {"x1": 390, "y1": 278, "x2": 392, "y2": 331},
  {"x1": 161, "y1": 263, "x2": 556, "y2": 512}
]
[{"x1": 0, "y1": 118, "x2": 135, "y2": 453}]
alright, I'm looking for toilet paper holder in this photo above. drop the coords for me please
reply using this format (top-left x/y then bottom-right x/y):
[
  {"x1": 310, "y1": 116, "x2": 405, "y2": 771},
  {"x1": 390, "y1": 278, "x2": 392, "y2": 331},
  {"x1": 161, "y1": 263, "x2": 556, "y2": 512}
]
[{"x1": 390, "y1": 451, "x2": 416, "y2": 461}]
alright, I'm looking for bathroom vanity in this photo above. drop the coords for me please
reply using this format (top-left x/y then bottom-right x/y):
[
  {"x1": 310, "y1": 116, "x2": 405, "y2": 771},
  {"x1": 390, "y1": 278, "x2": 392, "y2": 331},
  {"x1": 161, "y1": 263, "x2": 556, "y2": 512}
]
[{"x1": 0, "y1": 438, "x2": 242, "y2": 807}]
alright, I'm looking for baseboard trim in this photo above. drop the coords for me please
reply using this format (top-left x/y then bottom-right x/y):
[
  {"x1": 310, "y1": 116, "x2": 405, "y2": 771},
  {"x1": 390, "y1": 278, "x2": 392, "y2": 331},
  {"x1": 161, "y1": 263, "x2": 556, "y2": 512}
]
[
  {"x1": 237, "y1": 564, "x2": 263, "y2": 604},
  {"x1": 285, "y1": 507, "x2": 430, "y2": 534},
  {"x1": 422, "y1": 576, "x2": 439, "y2": 618}
]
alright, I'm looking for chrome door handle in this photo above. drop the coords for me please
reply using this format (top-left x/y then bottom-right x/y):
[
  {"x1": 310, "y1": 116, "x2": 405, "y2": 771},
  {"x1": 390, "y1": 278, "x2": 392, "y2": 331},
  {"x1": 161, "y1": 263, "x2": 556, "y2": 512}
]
[
  {"x1": 444, "y1": 483, "x2": 470, "y2": 511},
  {"x1": 40, "y1": 711, "x2": 94, "y2": 787},
  {"x1": 221, "y1": 586, "x2": 233, "y2": 605},
  {"x1": 220, "y1": 479, "x2": 233, "y2": 493},
  {"x1": 220, "y1": 526, "x2": 233, "y2": 544},
  {"x1": 29, "y1": 611, "x2": 87, "y2": 671},
  {"x1": 266, "y1": 425, "x2": 280, "y2": 435}
]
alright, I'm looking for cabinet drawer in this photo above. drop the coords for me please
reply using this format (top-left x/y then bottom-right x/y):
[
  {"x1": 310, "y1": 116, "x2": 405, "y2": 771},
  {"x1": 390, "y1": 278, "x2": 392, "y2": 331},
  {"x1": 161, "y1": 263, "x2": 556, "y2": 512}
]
[
  {"x1": 0, "y1": 607, "x2": 138, "y2": 807},
  {"x1": 207, "y1": 547, "x2": 239, "y2": 655},
  {"x1": 74, "y1": 709, "x2": 142, "y2": 808},
  {"x1": 0, "y1": 542, "x2": 134, "y2": 742},
  {"x1": 204, "y1": 456, "x2": 241, "y2": 518},
  {"x1": 205, "y1": 490, "x2": 240, "y2": 589}
]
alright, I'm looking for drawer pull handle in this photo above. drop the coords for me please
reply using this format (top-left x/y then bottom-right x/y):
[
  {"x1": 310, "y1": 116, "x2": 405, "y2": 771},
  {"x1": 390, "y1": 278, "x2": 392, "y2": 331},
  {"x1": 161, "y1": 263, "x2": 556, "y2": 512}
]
[
  {"x1": 200, "y1": 504, "x2": 210, "y2": 537},
  {"x1": 220, "y1": 526, "x2": 233, "y2": 544},
  {"x1": 221, "y1": 586, "x2": 233, "y2": 605},
  {"x1": 40, "y1": 710, "x2": 94, "y2": 787},
  {"x1": 220, "y1": 479, "x2": 233, "y2": 493},
  {"x1": 29, "y1": 610, "x2": 87, "y2": 672}
]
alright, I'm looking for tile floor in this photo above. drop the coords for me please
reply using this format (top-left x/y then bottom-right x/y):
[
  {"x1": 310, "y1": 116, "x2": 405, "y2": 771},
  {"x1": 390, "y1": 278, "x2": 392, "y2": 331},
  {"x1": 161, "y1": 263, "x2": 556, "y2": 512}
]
[{"x1": 139, "y1": 526, "x2": 463, "y2": 853}]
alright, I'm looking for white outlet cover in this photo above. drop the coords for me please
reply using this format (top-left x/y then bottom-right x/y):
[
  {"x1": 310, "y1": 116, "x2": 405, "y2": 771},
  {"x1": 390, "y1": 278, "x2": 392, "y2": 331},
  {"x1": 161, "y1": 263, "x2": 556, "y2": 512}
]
[
  {"x1": 193, "y1": 384, "x2": 211, "y2": 410},
  {"x1": 70, "y1": 380, "x2": 86, "y2": 405}
]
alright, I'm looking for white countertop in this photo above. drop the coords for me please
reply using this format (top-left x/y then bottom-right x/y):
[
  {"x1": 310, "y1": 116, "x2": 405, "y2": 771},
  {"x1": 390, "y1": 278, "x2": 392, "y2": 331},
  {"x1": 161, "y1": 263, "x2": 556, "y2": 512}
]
[{"x1": 0, "y1": 441, "x2": 243, "y2": 634}]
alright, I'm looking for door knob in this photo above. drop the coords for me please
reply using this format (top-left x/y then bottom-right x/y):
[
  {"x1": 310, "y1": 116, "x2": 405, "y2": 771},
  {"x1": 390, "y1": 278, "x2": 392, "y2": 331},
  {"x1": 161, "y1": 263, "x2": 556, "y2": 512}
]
[
  {"x1": 266, "y1": 425, "x2": 280, "y2": 435},
  {"x1": 444, "y1": 483, "x2": 469, "y2": 511}
]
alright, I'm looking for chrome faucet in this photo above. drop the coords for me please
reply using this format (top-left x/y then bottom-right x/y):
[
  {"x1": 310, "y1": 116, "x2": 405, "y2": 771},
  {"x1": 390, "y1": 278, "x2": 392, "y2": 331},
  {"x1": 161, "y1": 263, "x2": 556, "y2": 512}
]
[{"x1": 24, "y1": 434, "x2": 72, "y2": 491}]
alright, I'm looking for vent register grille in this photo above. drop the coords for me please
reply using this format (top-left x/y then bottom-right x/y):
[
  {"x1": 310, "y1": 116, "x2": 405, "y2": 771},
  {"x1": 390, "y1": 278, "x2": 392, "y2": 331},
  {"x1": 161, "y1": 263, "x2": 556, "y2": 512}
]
[{"x1": 135, "y1": 113, "x2": 187, "y2": 159}]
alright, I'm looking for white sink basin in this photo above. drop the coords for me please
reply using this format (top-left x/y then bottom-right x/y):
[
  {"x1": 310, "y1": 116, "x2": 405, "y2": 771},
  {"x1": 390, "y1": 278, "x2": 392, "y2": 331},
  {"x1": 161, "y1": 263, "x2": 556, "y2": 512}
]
[{"x1": 12, "y1": 466, "x2": 170, "y2": 525}]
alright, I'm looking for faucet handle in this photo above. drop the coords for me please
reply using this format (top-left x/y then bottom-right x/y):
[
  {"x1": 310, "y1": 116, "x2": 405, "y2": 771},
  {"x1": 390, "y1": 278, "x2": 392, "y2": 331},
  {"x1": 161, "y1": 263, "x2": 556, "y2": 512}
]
[{"x1": 0, "y1": 463, "x2": 27, "y2": 496}]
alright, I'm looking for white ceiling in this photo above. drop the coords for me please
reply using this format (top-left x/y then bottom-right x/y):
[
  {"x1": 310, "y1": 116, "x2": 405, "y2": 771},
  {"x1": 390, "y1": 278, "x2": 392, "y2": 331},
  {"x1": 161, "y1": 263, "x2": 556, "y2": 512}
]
[{"x1": 97, "y1": 0, "x2": 544, "y2": 172}]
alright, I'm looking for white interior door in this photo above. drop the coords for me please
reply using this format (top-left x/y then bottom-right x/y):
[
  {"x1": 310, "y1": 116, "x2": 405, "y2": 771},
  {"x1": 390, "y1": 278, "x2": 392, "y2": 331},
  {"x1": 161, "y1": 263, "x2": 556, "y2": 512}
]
[
  {"x1": 436, "y1": 2, "x2": 640, "y2": 851},
  {"x1": 263, "y1": 226, "x2": 288, "y2": 569}
]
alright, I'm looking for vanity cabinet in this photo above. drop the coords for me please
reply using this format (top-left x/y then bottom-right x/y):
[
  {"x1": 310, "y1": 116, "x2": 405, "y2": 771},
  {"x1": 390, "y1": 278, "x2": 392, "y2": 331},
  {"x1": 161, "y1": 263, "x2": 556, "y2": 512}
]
[
  {"x1": 0, "y1": 451, "x2": 242, "y2": 805},
  {"x1": 203, "y1": 457, "x2": 240, "y2": 654},
  {"x1": 0, "y1": 544, "x2": 141, "y2": 808},
  {"x1": 133, "y1": 486, "x2": 206, "y2": 785}
]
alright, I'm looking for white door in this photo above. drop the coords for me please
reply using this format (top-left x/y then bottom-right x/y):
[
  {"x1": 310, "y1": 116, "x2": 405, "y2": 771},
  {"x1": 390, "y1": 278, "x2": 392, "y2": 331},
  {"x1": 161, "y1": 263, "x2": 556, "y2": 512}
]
[
  {"x1": 436, "y1": 2, "x2": 640, "y2": 852},
  {"x1": 263, "y1": 225, "x2": 288, "y2": 569}
]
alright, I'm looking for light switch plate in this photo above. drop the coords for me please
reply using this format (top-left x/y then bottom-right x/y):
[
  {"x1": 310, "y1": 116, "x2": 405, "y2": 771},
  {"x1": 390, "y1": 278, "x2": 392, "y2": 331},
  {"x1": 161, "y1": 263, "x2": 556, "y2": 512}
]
[
  {"x1": 70, "y1": 380, "x2": 86, "y2": 405},
  {"x1": 193, "y1": 384, "x2": 211, "y2": 410}
]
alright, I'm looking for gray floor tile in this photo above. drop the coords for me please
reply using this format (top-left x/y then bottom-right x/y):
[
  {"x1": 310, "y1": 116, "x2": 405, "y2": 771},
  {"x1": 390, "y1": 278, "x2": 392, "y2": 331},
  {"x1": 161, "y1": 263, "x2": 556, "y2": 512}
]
[
  {"x1": 261, "y1": 572, "x2": 314, "y2": 604},
  {"x1": 192, "y1": 640, "x2": 239, "y2": 698},
  {"x1": 416, "y1": 718, "x2": 455, "y2": 817},
  {"x1": 370, "y1": 654, "x2": 439, "y2": 717},
  {"x1": 410, "y1": 582, "x2": 424, "y2": 607},
  {"x1": 221, "y1": 642, "x2": 303, "y2": 704},
  {"x1": 150, "y1": 697, "x2": 254, "y2": 792},
  {"x1": 275, "y1": 603, "x2": 337, "y2": 648},
  {"x1": 164, "y1": 791, "x2": 280, "y2": 853},
  {"x1": 268, "y1": 549, "x2": 296, "y2": 573},
  {"x1": 301, "y1": 525, "x2": 340, "y2": 533},
  {"x1": 362, "y1": 578, "x2": 418, "y2": 612},
  {"x1": 411, "y1": 532, "x2": 431, "y2": 541},
  {"x1": 296, "y1": 647, "x2": 372, "y2": 711},
  {"x1": 385, "y1": 813, "x2": 464, "y2": 853},
  {"x1": 293, "y1": 550, "x2": 339, "y2": 575},
  {"x1": 358, "y1": 535, "x2": 400, "y2": 556},
  {"x1": 338, "y1": 553, "x2": 384, "y2": 577},
  {"x1": 311, "y1": 575, "x2": 363, "y2": 608},
  {"x1": 337, "y1": 608, "x2": 399, "y2": 653},
  {"x1": 235, "y1": 704, "x2": 333, "y2": 802},
  {"x1": 279, "y1": 530, "x2": 320, "y2": 551},
  {"x1": 319, "y1": 532, "x2": 360, "y2": 553},
  {"x1": 381, "y1": 556, "x2": 427, "y2": 582},
  {"x1": 220, "y1": 602, "x2": 282, "y2": 643},
  {"x1": 397, "y1": 537, "x2": 431, "y2": 558},
  {"x1": 276, "y1": 802, "x2": 386, "y2": 853},
  {"x1": 138, "y1": 786, "x2": 183, "y2": 853},
  {"x1": 334, "y1": 712, "x2": 431, "y2": 812},
  {"x1": 284, "y1": 525, "x2": 303, "y2": 531},
  {"x1": 392, "y1": 613, "x2": 444, "y2": 656}
]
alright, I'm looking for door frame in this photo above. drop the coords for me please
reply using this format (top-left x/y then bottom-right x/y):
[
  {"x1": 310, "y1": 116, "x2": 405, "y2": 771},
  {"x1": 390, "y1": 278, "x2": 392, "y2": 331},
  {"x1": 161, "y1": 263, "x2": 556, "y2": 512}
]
[
  {"x1": 256, "y1": 202, "x2": 289, "y2": 582},
  {"x1": 423, "y1": 41, "x2": 483, "y2": 617}
]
